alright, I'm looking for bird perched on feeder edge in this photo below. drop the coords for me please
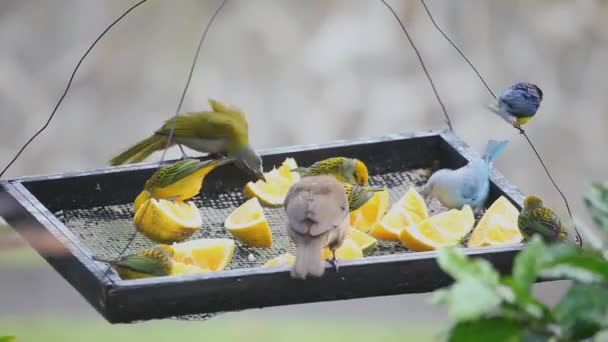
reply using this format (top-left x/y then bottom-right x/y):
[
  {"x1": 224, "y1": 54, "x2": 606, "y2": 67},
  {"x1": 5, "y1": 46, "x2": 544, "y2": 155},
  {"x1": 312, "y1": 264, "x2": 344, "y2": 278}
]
[
  {"x1": 518, "y1": 195, "x2": 582, "y2": 246},
  {"x1": 134, "y1": 157, "x2": 236, "y2": 211},
  {"x1": 291, "y1": 157, "x2": 369, "y2": 186},
  {"x1": 284, "y1": 175, "x2": 350, "y2": 279},
  {"x1": 108, "y1": 99, "x2": 265, "y2": 181},
  {"x1": 489, "y1": 82, "x2": 543, "y2": 129},
  {"x1": 420, "y1": 139, "x2": 508, "y2": 210},
  {"x1": 93, "y1": 244, "x2": 174, "y2": 280}
]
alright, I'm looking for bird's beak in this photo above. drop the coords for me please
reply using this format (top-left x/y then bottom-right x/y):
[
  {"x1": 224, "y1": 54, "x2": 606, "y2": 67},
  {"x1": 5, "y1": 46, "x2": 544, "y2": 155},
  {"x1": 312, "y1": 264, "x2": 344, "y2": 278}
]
[{"x1": 255, "y1": 170, "x2": 266, "y2": 182}]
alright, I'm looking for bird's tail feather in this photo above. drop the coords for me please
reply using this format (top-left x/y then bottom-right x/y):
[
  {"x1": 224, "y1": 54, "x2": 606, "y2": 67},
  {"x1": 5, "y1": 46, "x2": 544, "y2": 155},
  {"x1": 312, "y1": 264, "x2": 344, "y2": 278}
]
[
  {"x1": 109, "y1": 135, "x2": 169, "y2": 166},
  {"x1": 482, "y1": 139, "x2": 508, "y2": 165},
  {"x1": 487, "y1": 103, "x2": 515, "y2": 125},
  {"x1": 292, "y1": 237, "x2": 324, "y2": 279}
]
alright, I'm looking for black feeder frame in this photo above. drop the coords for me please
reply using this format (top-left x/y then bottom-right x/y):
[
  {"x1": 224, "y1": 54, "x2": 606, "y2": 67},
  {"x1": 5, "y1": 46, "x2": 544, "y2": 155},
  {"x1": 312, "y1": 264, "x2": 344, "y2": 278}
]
[{"x1": 0, "y1": 130, "x2": 526, "y2": 323}]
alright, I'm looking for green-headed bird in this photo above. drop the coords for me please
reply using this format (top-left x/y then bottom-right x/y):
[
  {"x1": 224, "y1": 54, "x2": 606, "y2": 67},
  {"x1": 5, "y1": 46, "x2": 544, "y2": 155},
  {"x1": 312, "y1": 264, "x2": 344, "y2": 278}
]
[{"x1": 93, "y1": 245, "x2": 174, "y2": 280}]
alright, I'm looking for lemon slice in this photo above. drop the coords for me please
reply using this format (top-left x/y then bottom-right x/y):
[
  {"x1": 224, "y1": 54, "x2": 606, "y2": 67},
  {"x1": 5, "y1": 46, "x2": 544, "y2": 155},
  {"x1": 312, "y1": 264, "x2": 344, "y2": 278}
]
[
  {"x1": 171, "y1": 261, "x2": 209, "y2": 275},
  {"x1": 322, "y1": 239, "x2": 364, "y2": 260},
  {"x1": 346, "y1": 228, "x2": 378, "y2": 253},
  {"x1": 133, "y1": 199, "x2": 202, "y2": 243},
  {"x1": 369, "y1": 187, "x2": 429, "y2": 241},
  {"x1": 370, "y1": 209, "x2": 424, "y2": 240},
  {"x1": 349, "y1": 189, "x2": 390, "y2": 232},
  {"x1": 396, "y1": 187, "x2": 429, "y2": 220},
  {"x1": 224, "y1": 198, "x2": 273, "y2": 247},
  {"x1": 263, "y1": 253, "x2": 296, "y2": 267},
  {"x1": 172, "y1": 238, "x2": 235, "y2": 271},
  {"x1": 244, "y1": 158, "x2": 300, "y2": 207},
  {"x1": 277, "y1": 158, "x2": 299, "y2": 181},
  {"x1": 468, "y1": 196, "x2": 523, "y2": 247},
  {"x1": 398, "y1": 205, "x2": 475, "y2": 251}
]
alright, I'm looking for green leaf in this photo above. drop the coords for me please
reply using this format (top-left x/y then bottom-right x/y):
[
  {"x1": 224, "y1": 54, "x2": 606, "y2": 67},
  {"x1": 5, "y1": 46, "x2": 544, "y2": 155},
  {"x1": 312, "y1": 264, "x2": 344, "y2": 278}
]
[
  {"x1": 0, "y1": 336, "x2": 16, "y2": 342},
  {"x1": 432, "y1": 277, "x2": 502, "y2": 321},
  {"x1": 448, "y1": 318, "x2": 522, "y2": 342},
  {"x1": 512, "y1": 237, "x2": 546, "y2": 293},
  {"x1": 584, "y1": 182, "x2": 608, "y2": 233},
  {"x1": 542, "y1": 254, "x2": 608, "y2": 283},
  {"x1": 437, "y1": 247, "x2": 500, "y2": 285},
  {"x1": 554, "y1": 283, "x2": 608, "y2": 340}
]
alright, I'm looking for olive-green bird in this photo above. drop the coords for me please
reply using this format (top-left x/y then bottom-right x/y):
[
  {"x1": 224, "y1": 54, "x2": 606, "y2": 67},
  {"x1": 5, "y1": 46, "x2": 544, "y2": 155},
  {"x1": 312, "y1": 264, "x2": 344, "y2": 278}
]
[
  {"x1": 109, "y1": 99, "x2": 264, "y2": 181},
  {"x1": 93, "y1": 244, "x2": 174, "y2": 280},
  {"x1": 134, "y1": 157, "x2": 235, "y2": 211},
  {"x1": 292, "y1": 157, "x2": 369, "y2": 186},
  {"x1": 344, "y1": 183, "x2": 385, "y2": 212},
  {"x1": 518, "y1": 195, "x2": 582, "y2": 246}
]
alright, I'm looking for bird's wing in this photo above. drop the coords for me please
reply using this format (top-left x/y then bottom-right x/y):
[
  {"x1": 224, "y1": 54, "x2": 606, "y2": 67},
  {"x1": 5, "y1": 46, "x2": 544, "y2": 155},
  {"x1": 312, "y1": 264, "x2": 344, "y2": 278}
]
[
  {"x1": 527, "y1": 207, "x2": 562, "y2": 239},
  {"x1": 499, "y1": 88, "x2": 539, "y2": 117},
  {"x1": 455, "y1": 164, "x2": 483, "y2": 201},
  {"x1": 146, "y1": 159, "x2": 203, "y2": 189},
  {"x1": 158, "y1": 112, "x2": 248, "y2": 145},
  {"x1": 208, "y1": 99, "x2": 247, "y2": 122},
  {"x1": 116, "y1": 256, "x2": 168, "y2": 276}
]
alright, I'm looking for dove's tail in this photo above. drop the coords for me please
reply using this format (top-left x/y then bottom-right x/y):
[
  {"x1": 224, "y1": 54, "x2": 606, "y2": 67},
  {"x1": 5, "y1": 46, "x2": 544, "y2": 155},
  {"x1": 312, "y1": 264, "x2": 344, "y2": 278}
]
[{"x1": 483, "y1": 140, "x2": 508, "y2": 165}]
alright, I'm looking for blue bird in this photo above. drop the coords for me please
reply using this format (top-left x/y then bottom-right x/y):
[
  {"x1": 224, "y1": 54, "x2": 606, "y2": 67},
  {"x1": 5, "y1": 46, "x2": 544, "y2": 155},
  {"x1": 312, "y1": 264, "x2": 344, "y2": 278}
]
[
  {"x1": 489, "y1": 82, "x2": 543, "y2": 128},
  {"x1": 420, "y1": 140, "x2": 508, "y2": 210}
]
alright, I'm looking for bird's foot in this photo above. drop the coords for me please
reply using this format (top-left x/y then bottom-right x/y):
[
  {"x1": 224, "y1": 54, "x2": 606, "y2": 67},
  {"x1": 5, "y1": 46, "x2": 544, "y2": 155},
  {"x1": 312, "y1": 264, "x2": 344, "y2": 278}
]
[
  {"x1": 513, "y1": 124, "x2": 525, "y2": 134},
  {"x1": 327, "y1": 254, "x2": 339, "y2": 272}
]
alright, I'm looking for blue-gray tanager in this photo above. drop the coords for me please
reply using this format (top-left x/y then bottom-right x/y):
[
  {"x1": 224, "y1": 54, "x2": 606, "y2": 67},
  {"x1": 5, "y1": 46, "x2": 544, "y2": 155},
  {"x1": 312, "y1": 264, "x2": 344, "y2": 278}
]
[{"x1": 420, "y1": 140, "x2": 508, "y2": 210}]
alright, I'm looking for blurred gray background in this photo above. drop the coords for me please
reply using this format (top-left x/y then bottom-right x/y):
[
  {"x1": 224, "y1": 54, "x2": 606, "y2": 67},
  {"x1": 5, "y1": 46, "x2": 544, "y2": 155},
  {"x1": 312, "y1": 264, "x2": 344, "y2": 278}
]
[{"x1": 0, "y1": 0, "x2": 605, "y2": 340}]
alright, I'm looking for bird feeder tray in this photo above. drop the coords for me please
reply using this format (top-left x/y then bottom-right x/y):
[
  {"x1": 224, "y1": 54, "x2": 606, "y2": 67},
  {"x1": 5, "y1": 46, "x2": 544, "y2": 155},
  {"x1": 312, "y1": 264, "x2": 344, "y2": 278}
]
[{"x1": 0, "y1": 130, "x2": 526, "y2": 323}]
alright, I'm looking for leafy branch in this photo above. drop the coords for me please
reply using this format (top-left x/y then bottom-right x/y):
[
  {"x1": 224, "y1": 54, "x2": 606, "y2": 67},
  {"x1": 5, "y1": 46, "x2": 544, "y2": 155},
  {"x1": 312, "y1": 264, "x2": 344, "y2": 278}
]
[{"x1": 433, "y1": 182, "x2": 608, "y2": 341}]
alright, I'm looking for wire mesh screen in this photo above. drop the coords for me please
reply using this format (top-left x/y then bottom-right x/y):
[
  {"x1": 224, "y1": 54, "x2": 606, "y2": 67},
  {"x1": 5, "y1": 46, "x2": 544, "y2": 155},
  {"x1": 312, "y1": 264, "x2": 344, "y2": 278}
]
[
  {"x1": 51, "y1": 166, "x2": 459, "y2": 322},
  {"x1": 53, "y1": 169, "x2": 451, "y2": 271}
]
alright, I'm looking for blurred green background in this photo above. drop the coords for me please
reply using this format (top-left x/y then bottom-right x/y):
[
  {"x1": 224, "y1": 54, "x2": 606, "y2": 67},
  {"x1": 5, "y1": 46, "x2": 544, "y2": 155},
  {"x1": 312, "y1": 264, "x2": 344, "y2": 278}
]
[{"x1": 1, "y1": 0, "x2": 606, "y2": 340}]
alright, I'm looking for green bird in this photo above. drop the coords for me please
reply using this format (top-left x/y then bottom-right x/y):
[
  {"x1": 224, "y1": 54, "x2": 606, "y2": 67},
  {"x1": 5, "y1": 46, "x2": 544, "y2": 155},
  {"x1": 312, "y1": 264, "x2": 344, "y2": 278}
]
[
  {"x1": 93, "y1": 245, "x2": 174, "y2": 280},
  {"x1": 109, "y1": 99, "x2": 265, "y2": 181},
  {"x1": 518, "y1": 195, "x2": 581, "y2": 246},
  {"x1": 134, "y1": 157, "x2": 236, "y2": 212},
  {"x1": 292, "y1": 157, "x2": 369, "y2": 186},
  {"x1": 344, "y1": 183, "x2": 386, "y2": 212}
]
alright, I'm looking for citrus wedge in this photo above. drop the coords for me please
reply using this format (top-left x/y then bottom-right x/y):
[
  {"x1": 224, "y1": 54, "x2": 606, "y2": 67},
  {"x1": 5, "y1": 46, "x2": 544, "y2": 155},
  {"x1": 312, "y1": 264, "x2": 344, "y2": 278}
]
[
  {"x1": 224, "y1": 198, "x2": 272, "y2": 247},
  {"x1": 468, "y1": 196, "x2": 523, "y2": 247},
  {"x1": 133, "y1": 198, "x2": 201, "y2": 243},
  {"x1": 277, "y1": 158, "x2": 299, "y2": 181},
  {"x1": 346, "y1": 228, "x2": 378, "y2": 253},
  {"x1": 263, "y1": 253, "x2": 296, "y2": 267},
  {"x1": 172, "y1": 238, "x2": 235, "y2": 271},
  {"x1": 370, "y1": 209, "x2": 424, "y2": 240},
  {"x1": 399, "y1": 205, "x2": 475, "y2": 251},
  {"x1": 243, "y1": 158, "x2": 300, "y2": 207},
  {"x1": 349, "y1": 189, "x2": 390, "y2": 232},
  {"x1": 171, "y1": 261, "x2": 209, "y2": 275},
  {"x1": 322, "y1": 239, "x2": 364, "y2": 260},
  {"x1": 396, "y1": 187, "x2": 429, "y2": 220},
  {"x1": 369, "y1": 187, "x2": 429, "y2": 241}
]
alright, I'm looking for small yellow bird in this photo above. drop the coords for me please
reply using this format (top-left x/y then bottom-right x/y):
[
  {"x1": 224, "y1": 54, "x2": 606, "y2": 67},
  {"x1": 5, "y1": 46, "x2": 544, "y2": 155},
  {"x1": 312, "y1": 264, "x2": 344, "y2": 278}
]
[
  {"x1": 518, "y1": 195, "x2": 581, "y2": 246},
  {"x1": 93, "y1": 245, "x2": 174, "y2": 280},
  {"x1": 134, "y1": 157, "x2": 235, "y2": 211},
  {"x1": 292, "y1": 157, "x2": 369, "y2": 186}
]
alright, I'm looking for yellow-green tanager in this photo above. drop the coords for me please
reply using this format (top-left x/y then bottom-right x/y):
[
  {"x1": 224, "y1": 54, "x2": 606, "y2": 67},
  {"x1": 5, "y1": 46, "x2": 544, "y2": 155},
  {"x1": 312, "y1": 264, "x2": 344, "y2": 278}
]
[{"x1": 109, "y1": 99, "x2": 264, "y2": 181}]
